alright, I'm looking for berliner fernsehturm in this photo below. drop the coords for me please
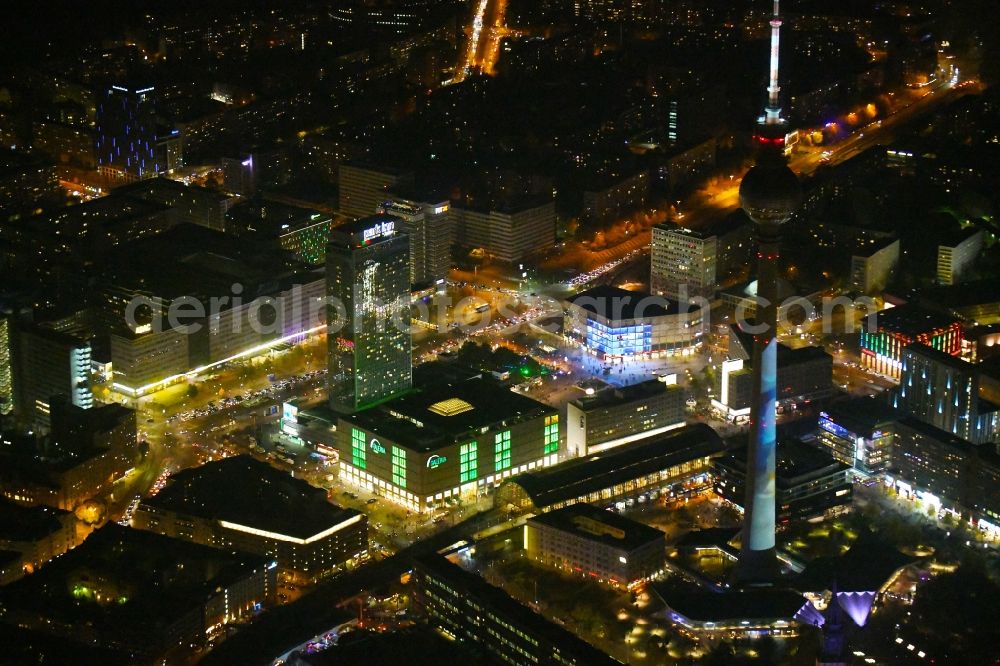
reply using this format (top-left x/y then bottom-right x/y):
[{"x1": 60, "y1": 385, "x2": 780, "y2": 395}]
[{"x1": 735, "y1": 0, "x2": 803, "y2": 585}]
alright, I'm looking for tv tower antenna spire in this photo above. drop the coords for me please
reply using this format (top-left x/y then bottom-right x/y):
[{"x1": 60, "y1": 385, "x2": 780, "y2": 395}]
[{"x1": 764, "y1": 0, "x2": 783, "y2": 125}]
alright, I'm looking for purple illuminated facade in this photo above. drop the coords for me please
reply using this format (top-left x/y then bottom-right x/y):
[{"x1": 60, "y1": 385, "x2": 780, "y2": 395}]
[
  {"x1": 796, "y1": 591, "x2": 876, "y2": 629},
  {"x1": 834, "y1": 590, "x2": 875, "y2": 627}
]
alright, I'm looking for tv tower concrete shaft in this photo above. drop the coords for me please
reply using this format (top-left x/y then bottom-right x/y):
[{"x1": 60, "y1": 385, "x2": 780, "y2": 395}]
[
  {"x1": 734, "y1": 0, "x2": 801, "y2": 585},
  {"x1": 738, "y1": 223, "x2": 782, "y2": 582}
]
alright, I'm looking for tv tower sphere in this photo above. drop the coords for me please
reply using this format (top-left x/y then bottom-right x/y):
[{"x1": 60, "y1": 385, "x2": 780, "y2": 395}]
[{"x1": 739, "y1": 159, "x2": 802, "y2": 226}]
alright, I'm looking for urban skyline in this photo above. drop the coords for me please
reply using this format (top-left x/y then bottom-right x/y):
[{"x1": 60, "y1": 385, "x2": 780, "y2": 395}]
[{"x1": 1, "y1": 0, "x2": 999, "y2": 665}]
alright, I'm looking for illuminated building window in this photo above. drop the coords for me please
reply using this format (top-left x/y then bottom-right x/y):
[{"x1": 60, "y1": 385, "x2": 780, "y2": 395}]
[
  {"x1": 460, "y1": 442, "x2": 478, "y2": 483},
  {"x1": 392, "y1": 446, "x2": 407, "y2": 488},
  {"x1": 351, "y1": 428, "x2": 367, "y2": 470},
  {"x1": 494, "y1": 431, "x2": 511, "y2": 471},
  {"x1": 544, "y1": 415, "x2": 559, "y2": 455},
  {"x1": 586, "y1": 321, "x2": 653, "y2": 357}
]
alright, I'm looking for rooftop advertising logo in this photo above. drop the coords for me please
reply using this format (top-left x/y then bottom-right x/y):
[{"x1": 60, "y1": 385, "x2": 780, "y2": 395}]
[{"x1": 362, "y1": 220, "x2": 395, "y2": 244}]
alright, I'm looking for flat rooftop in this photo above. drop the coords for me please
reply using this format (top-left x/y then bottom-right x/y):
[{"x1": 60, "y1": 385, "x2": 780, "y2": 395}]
[
  {"x1": 142, "y1": 456, "x2": 361, "y2": 540},
  {"x1": 453, "y1": 193, "x2": 552, "y2": 215},
  {"x1": 903, "y1": 342, "x2": 976, "y2": 370},
  {"x1": 653, "y1": 223, "x2": 714, "y2": 240},
  {"x1": 103, "y1": 224, "x2": 319, "y2": 303},
  {"x1": 116, "y1": 176, "x2": 232, "y2": 203},
  {"x1": 820, "y1": 396, "x2": 899, "y2": 436},
  {"x1": 226, "y1": 198, "x2": 331, "y2": 237},
  {"x1": 0, "y1": 499, "x2": 69, "y2": 542},
  {"x1": 717, "y1": 438, "x2": 849, "y2": 488},
  {"x1": 528, "y1": 503, "x2": 665, "y2": 551},
  {"x1": 345, "y1": 377, "x2": 556, "y2": 453},
  {"x1": 851, "y1": 236, "x2": 898, "y2": 257},
  {"x1": 919, "y1": 279, "x2": 1000, "y2": 309},
  {"x1": 939, "y1": 226, "x2": 982, "y2": 248},
  {"x1": 567, "y1": 285, "x2": 694, "y2": 319},
  {"x1": 0, "y1": 524, "x2": 268, "y2": 644},
  {"x1": 504, "y1": 423, "x2": 724, "y2": 510},
  {"x1": 729, "y1": 325, "x2": 831, "y2": 366},
  {"x1": 703, "y1": 212, "x2": 751, "y2": 238},
  {"x1": 873, "y1": 303, "x2": 959, "y2": 337},
  {"x1": 297, "y1": 626, "x2": 481, "y2": 665},
  {"x1": 42, "y1": 194, "x2": 169, "y2": 226},
  {"x1": 571, "y1": 378, "x2": 676, "y2": 410},
  {"x1": 654, "y1": 579, "x2": 807, "y2": 623},
  {"x1": 895, "y1": 417, "x2": 977, "y2": 453},
  {"x1": 798, "y1": 531, "x2": 918, "y2": 593}
]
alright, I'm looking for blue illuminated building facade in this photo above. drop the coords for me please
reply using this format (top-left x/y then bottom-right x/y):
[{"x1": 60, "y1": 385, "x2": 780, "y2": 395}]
[
  {"x1": 586, "y1": 321, "x2": 653, "y2": 357},
  {"x1": 96, "y1": 85, "x2": 181, "y2": 182},
  {"x1": 894, "y1": 343, "x2": 999, "y2": 445},
  {"x1": 565, "y1": 285, "x2": 704, "y2": 360}
]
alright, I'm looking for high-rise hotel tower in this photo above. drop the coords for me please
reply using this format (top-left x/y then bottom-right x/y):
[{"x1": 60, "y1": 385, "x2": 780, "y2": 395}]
[{"x1": 327, "y1": 215, "x2": 412, "y2": 413}]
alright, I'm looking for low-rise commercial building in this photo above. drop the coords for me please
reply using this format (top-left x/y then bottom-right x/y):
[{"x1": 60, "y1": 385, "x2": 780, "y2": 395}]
[
  {"x1": 565, "y1": 378, "x2": 685, "y2": 456},
  {"x1": 565, "y1": 285, "x2": 706, "y2": 359},
  {"x1": 414, "y1": 554, "x2": 620, "y2": 666},
  {"x1": 102, "y1": 225, "x2": 326, "y2": 398},
  {"x1": 860, "y1": 304, "x2": 962, "y2": 379},
  {"x1": 816, "y1": 397, "x2": 898, "y2": 476},
  {"x1": 713, "y1": 325, "x2": 833, "y2": 421},
  {"x1": 132, "y1": 456, "x2": 367, "y2": 582},
  {"x1": 337, "y1": 377, "x2": 559, "y2": 512},
  {"x1": 654, "y1": 580, "x2": 808, "y2": 640},
  {"x1": 497, "y1": 423, "x2": 724, "y2": 513},
  {"x1": 714, "y1": 438, "x2": 853, "y2": 524},
  {"x1": 525, "y1": 503, "x2": 665, "y2": 588}
]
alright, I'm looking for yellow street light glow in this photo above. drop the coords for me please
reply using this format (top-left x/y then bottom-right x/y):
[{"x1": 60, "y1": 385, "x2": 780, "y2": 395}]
[
  {"x1": 112, "y1": 324, "x2": 328, "y2": 397},
  {"x1": 218, "y1": 513, "x2": 363, "y2": 545}
]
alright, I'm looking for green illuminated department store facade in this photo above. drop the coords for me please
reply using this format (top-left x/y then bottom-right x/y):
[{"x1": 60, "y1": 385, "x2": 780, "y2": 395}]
[{"x1": 335, "y1": 378, "x2": 559, "y2": 512}]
